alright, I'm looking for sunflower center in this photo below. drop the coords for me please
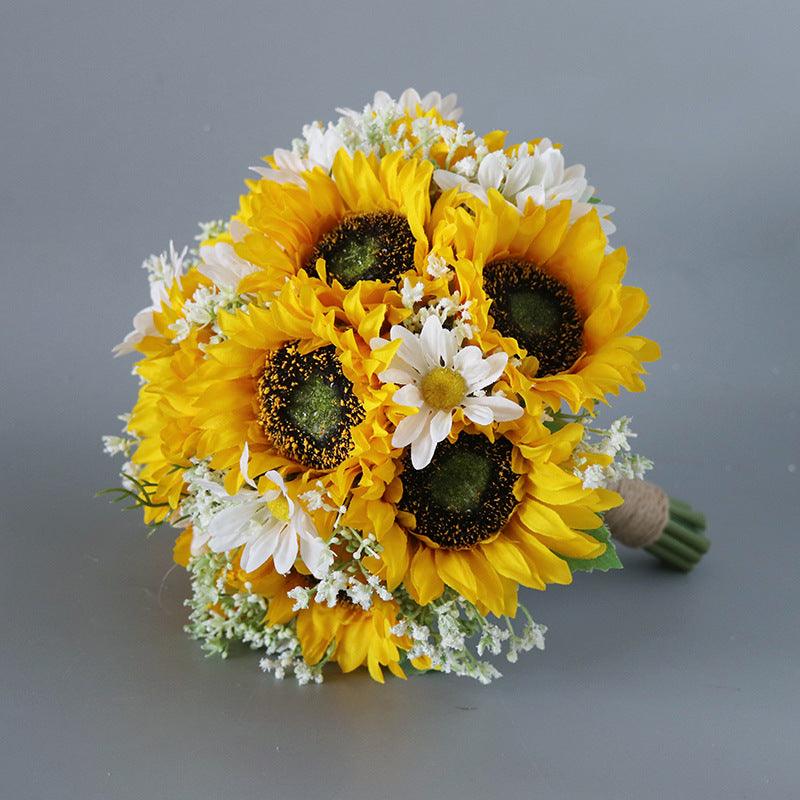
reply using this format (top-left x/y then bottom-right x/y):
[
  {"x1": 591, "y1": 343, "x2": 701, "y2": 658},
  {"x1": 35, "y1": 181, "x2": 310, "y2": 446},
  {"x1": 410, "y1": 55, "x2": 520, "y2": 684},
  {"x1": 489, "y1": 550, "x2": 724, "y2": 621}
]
[
  {"x1": 287, "y1": 375, "x2": 342, "y2": 440},
  {"x1": 267, "y1": 495, "x2": 291, "y2": 522},
  {"x1": 420, "y1": 367, "x2": 467, "y2": 410},
  {"x1": 257, "y1": 343, "x2": 365, "y2": 470},
  {"x1": 483, "y1": 258, "x2": 583, "y2": 377},
  {"x1": 307, "y1": 212, "x2": 416, "y2": 288},
  {"x1": 429, "y1": 450, "x2": 492, "y2": 513},
  {"x1": 398, "y1": 434, "x2": 518, "y2": 550}
]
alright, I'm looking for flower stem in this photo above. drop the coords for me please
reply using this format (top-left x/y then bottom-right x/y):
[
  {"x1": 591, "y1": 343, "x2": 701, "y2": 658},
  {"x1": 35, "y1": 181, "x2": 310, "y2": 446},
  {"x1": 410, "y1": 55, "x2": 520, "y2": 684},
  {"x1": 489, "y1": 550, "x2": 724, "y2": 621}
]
[{"x1": 645, "y1": 496, "x2": 710, "y2": 572}]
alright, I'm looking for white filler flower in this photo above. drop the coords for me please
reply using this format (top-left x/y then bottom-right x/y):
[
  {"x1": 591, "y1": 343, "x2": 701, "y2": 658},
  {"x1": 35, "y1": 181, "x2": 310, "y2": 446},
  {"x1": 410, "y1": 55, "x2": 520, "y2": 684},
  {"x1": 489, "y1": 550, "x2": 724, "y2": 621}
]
[
  {"x1": 205, "y1": 448, "x2": 331, "y2": 577},
  {"x1": 113, "y1": 242, "x2": 186, "y2": 355},
  {"x1": 434, "y1": 138, "x2": 615, "y2": 239},
  {"x1": 372, "y1": 316, "x2": 523, "y2": 469}
]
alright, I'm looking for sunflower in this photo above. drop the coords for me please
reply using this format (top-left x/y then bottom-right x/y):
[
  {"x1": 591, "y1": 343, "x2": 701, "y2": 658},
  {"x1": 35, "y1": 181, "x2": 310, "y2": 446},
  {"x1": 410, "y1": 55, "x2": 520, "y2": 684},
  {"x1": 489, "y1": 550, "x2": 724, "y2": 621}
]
[
  {"x1": 229, "y1": 150, "x2": 435, "y2": 300},
  {"x1": 220, "y1": 561, "x2": 414, "y2": 683},
  {"x1": 294, "y1": 598, "x2": 413, "y2": 683},
  {"x1": 445, "y1": 190, "x2": 660, "y2": 411},
  {"x1": 345, "y1": 412, "x2": 621, "y2": 617},
  {"x1": 189, "y1": 273, "x2": 402, "y2": 506},
  {"x1": 124, "y1": 266, "x2": 212, "y2": 523}
]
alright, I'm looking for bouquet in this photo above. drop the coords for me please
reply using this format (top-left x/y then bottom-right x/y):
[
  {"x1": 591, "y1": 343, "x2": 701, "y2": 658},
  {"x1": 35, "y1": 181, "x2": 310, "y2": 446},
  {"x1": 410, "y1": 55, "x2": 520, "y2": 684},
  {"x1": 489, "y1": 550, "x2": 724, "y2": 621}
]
[{"x1": 103, "y1": 88, "x2": 708, "y2": 684}]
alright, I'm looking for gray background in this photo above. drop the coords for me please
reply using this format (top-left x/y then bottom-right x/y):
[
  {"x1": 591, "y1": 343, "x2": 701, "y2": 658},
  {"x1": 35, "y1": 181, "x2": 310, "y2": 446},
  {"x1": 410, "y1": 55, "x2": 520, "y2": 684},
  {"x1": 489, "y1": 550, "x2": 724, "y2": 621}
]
[{"x1": 2, "y1": 1, "x2": 799, "y2": 798}]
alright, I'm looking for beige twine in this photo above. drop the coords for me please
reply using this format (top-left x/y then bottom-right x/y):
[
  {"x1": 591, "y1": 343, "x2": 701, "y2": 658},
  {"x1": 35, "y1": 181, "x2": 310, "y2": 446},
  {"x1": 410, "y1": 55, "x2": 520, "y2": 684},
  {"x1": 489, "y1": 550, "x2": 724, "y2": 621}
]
[{"x1": 604, "y1": 478, "x2": 670, "y2": 549}]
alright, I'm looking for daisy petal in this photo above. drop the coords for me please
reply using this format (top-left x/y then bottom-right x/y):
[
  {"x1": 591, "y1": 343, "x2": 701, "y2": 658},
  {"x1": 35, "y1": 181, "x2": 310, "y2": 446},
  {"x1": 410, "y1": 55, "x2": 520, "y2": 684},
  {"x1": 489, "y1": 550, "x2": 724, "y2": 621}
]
[
  {"x1": 477, "y1": 151, "x2": 505, "y2": 190},
  {"x1": 433, "y1": 169, "x2": 465, "y2": 191},
  {"x1": 429, "y1": 409, "x2": 453, "y2": 443},
  {"x1": 481, "y1": 395, "x2": 524, "y2": 421},
  {"x1": 240, "y1": 526, "x2": 280, "y2": 572},
  {"x1": 299, "y1": 531, "x2": 330, "y2": 579},
  {"x1": 465, "y1": 352, "x2": 508, "y2": 392},
  {"x1": 378, "y1": 364, "x2": 419, "y2": 385},
  {"x1": 392, "y1": 409, "x2": 431, "y2": 448},
  {"x1": 392, "y1": 383, "x2": 424, "y2": 408},
  {"x1": 272, "y1": 528, "x2": 299, "y2": 574},
  {"x1": 420, "y1": 316, "x2": 446, "y2": 368},
  {"x1": 453, "y1": 345, "x2": 486, "y2": 383},
  {"x1": 516, "y1": 184, "x2": 546, "y2": 210},
  {"x1": 563, "y1": 164, "x2": 586, "y2": 181},
  {"x1": 208, "y1": 503, "x2": 255, "y2": 547},
  {"x1": 240, "y1": 443, "x2": 255, "y2": 487},
  {"x1": 411, "y1": 432, "x2": 437, "y2": 470},
  {"x1": 390, "y1": 326, "x2": 429, "y2": 374},
  {"x1": 504, "y1": 156, "x2": 536, "y2": 196},
  {"x1": 264, "y1": 469, "x2": 286, "y2": 493},
  {"x1": 462, "y1": 399, "x2": 494, "y2": 426},
  {"x1": 464, "y1": 183, "x2": 489, "y2": 204}
]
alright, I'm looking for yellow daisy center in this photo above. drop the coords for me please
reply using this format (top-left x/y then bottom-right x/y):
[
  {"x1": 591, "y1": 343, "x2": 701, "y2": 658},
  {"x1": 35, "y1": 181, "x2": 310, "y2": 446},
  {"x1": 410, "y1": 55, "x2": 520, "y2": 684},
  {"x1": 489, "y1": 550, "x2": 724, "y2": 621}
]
[
  {"x1": 267, "y1": 495, "x2": 291, "y2": 522},
  {"x1": 420, "y1": 367, "x2": 467, "y2": 410}
]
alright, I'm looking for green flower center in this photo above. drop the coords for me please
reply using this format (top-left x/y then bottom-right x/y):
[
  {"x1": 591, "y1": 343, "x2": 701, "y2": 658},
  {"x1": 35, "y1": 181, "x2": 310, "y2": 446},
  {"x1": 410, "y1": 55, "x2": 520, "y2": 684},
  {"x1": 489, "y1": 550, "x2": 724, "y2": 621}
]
[
  {"x1": 307, "y1": 212, "x2": 416, "y2": 288},
  {"x1": 287, "y1": 375, "x2": 342, "y2": 441},
  {"x1": 257, "y1": 343, "x2": 365, "y2": 470},
  {"x1": 398, "y1": 434, "x2": 518, "y2": 549},
  {"x1": 428, "y1": 449, "x2": 492, "y2": 513},
  {"x1": 420, "y1": 367, "x2": 467, "y2": 410},
  {"x1": 483, "y1": 257, "x2": 584, "y2": 377}
]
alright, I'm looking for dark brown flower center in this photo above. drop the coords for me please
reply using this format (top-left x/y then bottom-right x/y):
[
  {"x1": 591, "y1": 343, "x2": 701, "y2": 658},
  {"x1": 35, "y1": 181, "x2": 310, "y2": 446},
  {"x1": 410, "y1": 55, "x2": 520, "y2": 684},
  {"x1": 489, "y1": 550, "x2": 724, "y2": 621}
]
[
  {"x1": 398, "y1": 434, "x2": 518, "y2": 550},
  {"x1": 257, "y1": 343, "x2": 364, "y2": 470},
  {"x1": 483, "y1": 257, "x2": 583, "y2": 376},
  {"x1": 307, "y1": 212, "x2": 416, "y2": 288}
]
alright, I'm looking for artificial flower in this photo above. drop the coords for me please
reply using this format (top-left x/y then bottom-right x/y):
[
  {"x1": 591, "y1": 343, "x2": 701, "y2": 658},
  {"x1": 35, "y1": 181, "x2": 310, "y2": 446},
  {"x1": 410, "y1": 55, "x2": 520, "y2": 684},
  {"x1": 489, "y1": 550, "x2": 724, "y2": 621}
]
[
  {"x1": 372, "y1": 315, "x2": 523, "y2": 468},
  {"x1": 346, "y1": 415, "x2": 621, "y2": 617},
  {"x1": 434, "y1": 138, "x2": 616, "y2": 239},
  {"x1": 197, "y1": 234, "x2": 257, "y2": 290},
  {"x1": 189, "y1": 273, "x2": 399, "y2": 503},
  {"x1": 113, "y1": 242, "x2": 187, "y2": 355},
  {"x1": 257, "y1": 88, "x2": 462, "y2": 185},
  {"x1": 105, "y1": 87, "x2": 664, "y2": 685},
  {"x1": 446, "y1": 190, "x2": 660, "y2": 410},
  {"x1": 201, "y1": 458, "x2": 331, "y2": 577}
]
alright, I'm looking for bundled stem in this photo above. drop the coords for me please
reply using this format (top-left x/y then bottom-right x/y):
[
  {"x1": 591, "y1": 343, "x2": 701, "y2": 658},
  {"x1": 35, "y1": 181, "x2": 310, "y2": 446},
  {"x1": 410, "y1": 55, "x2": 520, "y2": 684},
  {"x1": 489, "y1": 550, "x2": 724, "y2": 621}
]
[
  {"x1": 645, "y1": 498, "x2": 709, "y2": 572},
  {"x1": 605, "y1": 479, "x2": 710, "y2": 572}
]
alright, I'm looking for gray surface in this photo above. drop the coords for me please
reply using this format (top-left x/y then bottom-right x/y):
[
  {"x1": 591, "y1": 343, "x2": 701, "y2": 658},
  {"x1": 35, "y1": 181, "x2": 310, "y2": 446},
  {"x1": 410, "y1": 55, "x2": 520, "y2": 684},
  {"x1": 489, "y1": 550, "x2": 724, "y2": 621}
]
[{"x1": 2, "y1": 1, "x2": 799, "y2": 798}]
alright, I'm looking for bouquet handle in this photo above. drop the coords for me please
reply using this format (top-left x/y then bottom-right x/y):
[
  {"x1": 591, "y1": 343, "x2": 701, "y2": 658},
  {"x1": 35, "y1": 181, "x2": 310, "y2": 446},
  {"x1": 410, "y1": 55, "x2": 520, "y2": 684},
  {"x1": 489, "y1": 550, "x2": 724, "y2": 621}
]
[{"x1": 605, "y1": 478, "x2": 710, "y2": 572}]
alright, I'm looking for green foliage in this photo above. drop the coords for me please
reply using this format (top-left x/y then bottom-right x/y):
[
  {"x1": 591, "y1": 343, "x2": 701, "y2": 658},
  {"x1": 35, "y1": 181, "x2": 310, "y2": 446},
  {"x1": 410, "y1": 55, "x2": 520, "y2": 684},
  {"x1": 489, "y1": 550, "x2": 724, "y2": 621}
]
[
  {"x1": 95, "y1": 473, "x2": 173, "y2": 536},
  {"x1": 564, "y1": 525, "x2": 623, "y2": 573}
]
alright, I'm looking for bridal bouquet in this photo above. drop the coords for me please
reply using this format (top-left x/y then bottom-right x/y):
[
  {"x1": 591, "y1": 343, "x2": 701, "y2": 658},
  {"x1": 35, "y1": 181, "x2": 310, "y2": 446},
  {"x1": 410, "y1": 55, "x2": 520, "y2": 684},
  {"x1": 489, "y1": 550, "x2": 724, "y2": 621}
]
[{"x1": 104, "y1": 89, "x2": 707, "y2": 684}]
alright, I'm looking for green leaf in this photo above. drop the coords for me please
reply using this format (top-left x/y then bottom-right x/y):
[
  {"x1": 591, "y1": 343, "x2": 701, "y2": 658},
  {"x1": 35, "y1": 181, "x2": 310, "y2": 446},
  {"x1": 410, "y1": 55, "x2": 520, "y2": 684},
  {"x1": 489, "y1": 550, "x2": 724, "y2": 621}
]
[{"x1": 564, "y1": 525, "x2": 623, "y2": 573}]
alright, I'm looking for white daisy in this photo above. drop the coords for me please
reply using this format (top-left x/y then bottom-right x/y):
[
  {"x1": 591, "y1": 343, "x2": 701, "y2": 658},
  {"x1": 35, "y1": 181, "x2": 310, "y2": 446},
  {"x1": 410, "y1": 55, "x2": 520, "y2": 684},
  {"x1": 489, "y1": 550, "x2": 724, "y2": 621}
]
[
  {"x1": 252, "y1": 89, "x2": 461, "y2": 185},
  {"x1": 251, "y1": 121, "x2": 346, "y2": 186},
  {"x1": 367, "y1": 88, "x2": 462, "y2": 121},
  {"x1": 198, "y1": 240, "x2": 257, "y2": 290},
  {"x1": 203, "y1": 447, "x2": 332, "y2": 577},
  {"x1": 433, "y1": 138, "x2": 616, "y2": 240},
  {"x1": 372, "y1": 316, "x2": 523, "y2": 469},
  {"x1": 113, "y1": 242, "x2": 187, "y2": 356}
]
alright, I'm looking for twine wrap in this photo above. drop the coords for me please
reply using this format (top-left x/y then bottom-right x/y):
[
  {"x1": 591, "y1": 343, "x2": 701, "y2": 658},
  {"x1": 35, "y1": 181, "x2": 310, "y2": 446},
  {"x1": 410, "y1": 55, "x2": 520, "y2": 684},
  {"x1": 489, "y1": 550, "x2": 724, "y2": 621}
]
[
  {"x1": 604, "y1": 478, "x2": 669, "y2": 549},
  {"x1": 604, "y1": 478, "x2": 710, "y2": 572}
]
